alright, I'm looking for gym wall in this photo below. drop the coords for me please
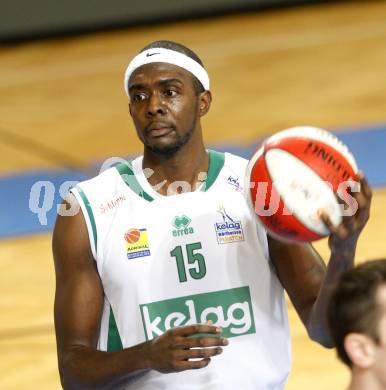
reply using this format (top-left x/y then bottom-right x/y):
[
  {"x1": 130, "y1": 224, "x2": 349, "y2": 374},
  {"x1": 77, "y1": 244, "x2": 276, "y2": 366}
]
[{"x1": 1, "y1": 0, "x2": 332, "y2": 42}]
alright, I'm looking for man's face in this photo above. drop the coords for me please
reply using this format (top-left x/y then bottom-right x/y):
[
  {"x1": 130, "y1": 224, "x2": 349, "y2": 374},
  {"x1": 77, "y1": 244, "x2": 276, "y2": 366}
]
[{"x1": 128, "y1": 62, "x2": 201, "y2": 156}]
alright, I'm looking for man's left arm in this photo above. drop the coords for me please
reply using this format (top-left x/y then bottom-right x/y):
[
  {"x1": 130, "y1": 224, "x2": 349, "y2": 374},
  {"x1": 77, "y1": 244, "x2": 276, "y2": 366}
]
[{"x1": 269, "y1": 174, "x2": 372, "y2": 347}]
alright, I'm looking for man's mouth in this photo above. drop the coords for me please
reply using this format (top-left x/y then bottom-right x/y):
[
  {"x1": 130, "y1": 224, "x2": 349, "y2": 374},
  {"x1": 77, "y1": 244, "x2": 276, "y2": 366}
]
[{"x1": 146, "y1": 123, "x2": 174, "y2": 137}]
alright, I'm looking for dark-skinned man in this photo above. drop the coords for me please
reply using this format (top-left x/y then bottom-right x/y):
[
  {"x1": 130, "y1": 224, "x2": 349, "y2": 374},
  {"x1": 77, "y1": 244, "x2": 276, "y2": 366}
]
[{"x1": 53, "y1": 40, "x2": 372, "y2": 389}]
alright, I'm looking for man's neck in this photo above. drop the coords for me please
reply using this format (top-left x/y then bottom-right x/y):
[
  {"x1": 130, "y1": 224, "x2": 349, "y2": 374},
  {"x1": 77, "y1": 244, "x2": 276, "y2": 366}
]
[
  {"x1": 348, "y1": 368, "x2": 385, "y2": 390},
  {"x1": 142, "y1": 143, "x2": 209, "y2": 196}
]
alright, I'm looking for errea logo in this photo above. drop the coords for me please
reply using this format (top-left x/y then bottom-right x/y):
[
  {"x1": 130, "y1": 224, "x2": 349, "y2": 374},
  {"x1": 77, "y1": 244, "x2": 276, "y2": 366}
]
[
  {"x1": 140, "y1": 286, "x2": 255, "y2": 340},
  {"x1": 172, "y1": 215, "x2": 194, "y2": 237}
]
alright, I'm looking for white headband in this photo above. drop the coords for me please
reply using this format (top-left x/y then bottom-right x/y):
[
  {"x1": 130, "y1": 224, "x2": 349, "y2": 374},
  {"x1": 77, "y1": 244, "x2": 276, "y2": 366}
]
[{"x1": 123, "y1": 48, "x2": 210, "y2": 96}]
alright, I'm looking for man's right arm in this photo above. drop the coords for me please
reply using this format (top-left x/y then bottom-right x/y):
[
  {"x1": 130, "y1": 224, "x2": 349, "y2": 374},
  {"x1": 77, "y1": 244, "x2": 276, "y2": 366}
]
[{"x1": 53, "y1": 195, "x2": 228, "y2": 389}]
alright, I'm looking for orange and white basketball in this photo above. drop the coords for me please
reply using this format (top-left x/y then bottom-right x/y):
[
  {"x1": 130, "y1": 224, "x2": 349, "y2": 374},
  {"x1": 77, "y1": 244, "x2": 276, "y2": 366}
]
[{"x1": 245, "y1": 126, "x2": 359, "y2": 243}]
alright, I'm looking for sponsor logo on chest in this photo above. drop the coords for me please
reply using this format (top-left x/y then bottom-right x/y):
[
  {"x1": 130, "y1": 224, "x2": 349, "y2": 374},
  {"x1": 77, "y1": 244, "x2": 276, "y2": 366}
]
[
  {"x1": 140, "y1": 286, "x2": 256, "y2": 340},
  {"x1": 227, "y1": 175, "x2": 243, "y2": 191},
  {"x1": 124, "y1": 228, "x2": 151, "y2": 259},
  {"x1": 215, "y1": 206, "x2": 244, "y2": 244},
  {"x1": 172, "y1": 215, "x2": 194, "y2": 237}
]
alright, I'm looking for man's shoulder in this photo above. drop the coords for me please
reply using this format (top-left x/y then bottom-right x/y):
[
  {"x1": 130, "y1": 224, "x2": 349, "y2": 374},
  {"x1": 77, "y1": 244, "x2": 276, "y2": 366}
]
[
  {"x1": 71, "y1": 162, "x2": 130, "y2": 205},
  {"x1": 77, "y1": 166, "x2": 118, "y2": 189},
  {"x1": 220, "y1": 151, "x2": 249, "y2": 174},
  {"x1": 208, "y1": 150, "x2": 248, "y2": 190}
]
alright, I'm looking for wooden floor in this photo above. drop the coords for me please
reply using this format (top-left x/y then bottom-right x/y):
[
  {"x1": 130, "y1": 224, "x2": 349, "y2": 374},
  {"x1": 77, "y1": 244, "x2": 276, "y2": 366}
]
[{"x1": 1, "y1": 1, "x2": 386, "y2": 388}]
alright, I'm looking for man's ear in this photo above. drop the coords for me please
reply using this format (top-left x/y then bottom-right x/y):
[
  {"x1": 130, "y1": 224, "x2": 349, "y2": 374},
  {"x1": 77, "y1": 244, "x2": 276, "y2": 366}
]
[
  {"x1": 129, "y1": 103, "x2": 133, "y2": 117},
  {"x1": 198, "y1": 90, "x2": 212, "y2": 117},
  {"x1": 344, "y1": 333, "x2": 376, "y2": 368}
]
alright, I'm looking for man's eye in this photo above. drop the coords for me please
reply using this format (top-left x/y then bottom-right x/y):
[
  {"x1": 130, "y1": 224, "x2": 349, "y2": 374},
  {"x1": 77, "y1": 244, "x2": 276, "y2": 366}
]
[
  {"x1": 164, "y1": 90, "x2": 177, "y2": 97},
  {"x1": 132, "y1": 93, "x2": 147, "y2": 102}
]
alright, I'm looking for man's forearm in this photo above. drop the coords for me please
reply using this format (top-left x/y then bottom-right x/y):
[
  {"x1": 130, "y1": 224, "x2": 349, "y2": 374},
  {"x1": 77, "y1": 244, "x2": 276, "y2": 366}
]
[
  {"x1": 60, "y1": 342, "x2": 150, "y2": 389},
  {"x1": 307, "y1": 244, "x2": 356, "y2": 347}
]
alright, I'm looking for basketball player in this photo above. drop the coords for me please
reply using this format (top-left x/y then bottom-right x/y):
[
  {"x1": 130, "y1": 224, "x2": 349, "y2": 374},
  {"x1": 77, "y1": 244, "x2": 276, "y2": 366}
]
[
  {"x1": 328, "y1": 259, "x2": 386, "y2": 390},
  {"x1": 52, "y1": 40, "x2": 372, "y2": 389}
]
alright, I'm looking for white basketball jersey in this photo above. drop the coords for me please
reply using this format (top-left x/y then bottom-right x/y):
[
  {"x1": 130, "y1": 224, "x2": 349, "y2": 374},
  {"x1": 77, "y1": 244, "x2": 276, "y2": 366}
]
[{"x1": 71, "y1": 150, "x2": 291, "y2": 390}]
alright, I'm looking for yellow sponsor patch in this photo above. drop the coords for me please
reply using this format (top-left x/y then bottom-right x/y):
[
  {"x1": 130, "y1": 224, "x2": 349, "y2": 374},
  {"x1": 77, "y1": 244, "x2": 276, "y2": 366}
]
[{"x1": 124, "y1": 228, "x2": 151, "y2": 259}]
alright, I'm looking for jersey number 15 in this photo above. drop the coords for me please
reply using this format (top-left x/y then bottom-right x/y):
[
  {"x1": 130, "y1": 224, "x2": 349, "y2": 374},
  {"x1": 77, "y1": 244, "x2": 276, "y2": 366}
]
[{"x1": 170, "y1": 242, "x2": 207, "y2": 283}]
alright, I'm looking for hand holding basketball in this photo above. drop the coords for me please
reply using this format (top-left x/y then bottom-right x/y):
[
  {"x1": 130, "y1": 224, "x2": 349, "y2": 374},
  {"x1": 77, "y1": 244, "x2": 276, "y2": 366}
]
[{"x1": 320, "y1": 172, "x2": 372, "y2": 251}]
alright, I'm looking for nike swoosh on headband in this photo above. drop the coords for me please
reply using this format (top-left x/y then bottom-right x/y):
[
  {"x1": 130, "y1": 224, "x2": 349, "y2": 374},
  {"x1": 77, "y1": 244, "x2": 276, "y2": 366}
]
[{"x1": 123, "y1": 48, "x2": 210, "y2": 96}]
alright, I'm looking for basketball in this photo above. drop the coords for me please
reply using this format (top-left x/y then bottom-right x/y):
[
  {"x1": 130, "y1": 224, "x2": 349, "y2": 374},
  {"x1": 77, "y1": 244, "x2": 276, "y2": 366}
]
[{"x1": 245, "y1": 126, "x2": 359, "y2": 243}]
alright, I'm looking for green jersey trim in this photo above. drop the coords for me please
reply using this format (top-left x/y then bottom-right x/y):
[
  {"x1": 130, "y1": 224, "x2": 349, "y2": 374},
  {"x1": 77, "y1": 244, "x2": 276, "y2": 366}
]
[
  {"x1": 115, "y1": 162, "x2": 154, "y2": 202},
  {"x1": 116, "y1": 150, "x2": 225, "y2": 200},
  {"x1": 75, "y1": 186, "x2": 98, "y2": 251},
  {"x1": 204, "y1": 150, "x2": 225, "y2": 191},
  {"x1": 107, "y1": 306, "x2": 123, "y2": 352}
]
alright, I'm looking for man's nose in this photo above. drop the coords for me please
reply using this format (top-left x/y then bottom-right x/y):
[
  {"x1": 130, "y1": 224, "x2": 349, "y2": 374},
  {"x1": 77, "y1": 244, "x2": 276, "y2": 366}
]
[{"x1": 147, "y1": 93, "x2": 165, "y2": 116}]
